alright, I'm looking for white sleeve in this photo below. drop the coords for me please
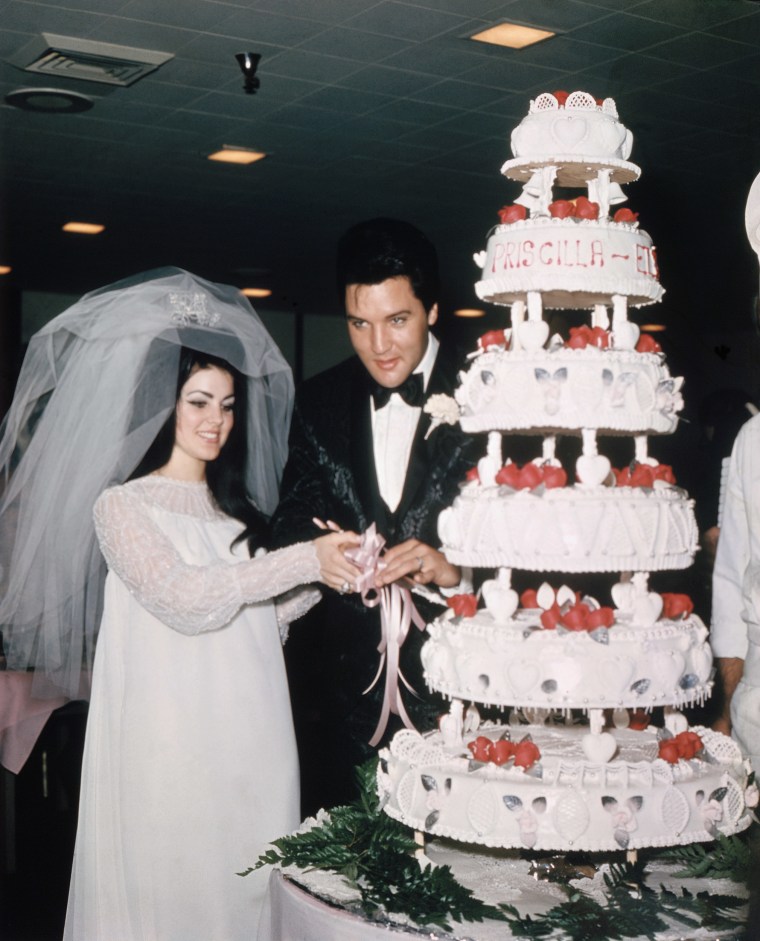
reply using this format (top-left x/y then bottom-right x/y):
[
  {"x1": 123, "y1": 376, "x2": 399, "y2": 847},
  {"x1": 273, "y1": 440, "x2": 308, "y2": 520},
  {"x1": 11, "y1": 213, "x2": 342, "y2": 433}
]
[
  {"x1": 711, "y1": 418, "x2": 760, "y2": 659},
  {"x1": 94, "y1": 487, "x2": 320, "y2": 636},
  {"x1": 274, "y1": 586, "x2": 323, "y2": 644}
]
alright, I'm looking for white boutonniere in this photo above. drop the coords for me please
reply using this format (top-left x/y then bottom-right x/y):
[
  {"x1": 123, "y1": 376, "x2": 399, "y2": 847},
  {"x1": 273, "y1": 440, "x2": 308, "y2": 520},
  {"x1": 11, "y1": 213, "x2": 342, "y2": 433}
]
[{"x1": 423, "y1": 393, "x2": 460, "y2": 439}]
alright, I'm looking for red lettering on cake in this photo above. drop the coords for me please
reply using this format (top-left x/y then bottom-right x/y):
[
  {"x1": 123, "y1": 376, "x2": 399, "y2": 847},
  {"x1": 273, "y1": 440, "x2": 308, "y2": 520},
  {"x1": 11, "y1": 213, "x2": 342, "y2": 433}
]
[
  {"x1": 539, "y1": 241, "x2": 554, "y2": 265},
  {"x1": 491, "y1": 242, "x2": 505, "y2": 273},
  {"x1": 636, "y1": 243, "x2": 655, "y2": 276},
  {"x1": 505, "y1": 241, "x2": 519, "y2": 270},
  {"x1": 555, "y1": 239, "x2": 600, "y2": 268},
  {"x1": 495, "y1": 236, "x2": 619, "y2": 272}
]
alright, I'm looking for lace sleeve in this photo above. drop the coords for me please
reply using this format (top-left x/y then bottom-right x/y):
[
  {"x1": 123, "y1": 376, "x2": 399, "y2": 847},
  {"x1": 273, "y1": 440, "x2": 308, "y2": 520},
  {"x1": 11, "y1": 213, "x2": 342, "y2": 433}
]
[
  {"x1": 274, "y1": 586, "x2": 322, "y2": 644},
  {"x1": 94, "y1": 486, "x2": 321, "y2": 636}
]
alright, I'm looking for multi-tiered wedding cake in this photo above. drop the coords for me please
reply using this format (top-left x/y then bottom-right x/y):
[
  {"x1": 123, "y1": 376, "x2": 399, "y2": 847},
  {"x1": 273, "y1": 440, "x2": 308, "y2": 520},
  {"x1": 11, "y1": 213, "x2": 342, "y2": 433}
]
[{"x1": 377, "y1": 91, "x2": 755, "y2": 853}]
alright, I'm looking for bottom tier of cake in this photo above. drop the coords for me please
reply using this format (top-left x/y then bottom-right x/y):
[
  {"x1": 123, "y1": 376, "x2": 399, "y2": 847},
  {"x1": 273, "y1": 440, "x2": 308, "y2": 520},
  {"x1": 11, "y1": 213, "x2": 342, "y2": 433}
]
[{"x1": 378, "y1": 724, "x2": 755, "y2": 854}]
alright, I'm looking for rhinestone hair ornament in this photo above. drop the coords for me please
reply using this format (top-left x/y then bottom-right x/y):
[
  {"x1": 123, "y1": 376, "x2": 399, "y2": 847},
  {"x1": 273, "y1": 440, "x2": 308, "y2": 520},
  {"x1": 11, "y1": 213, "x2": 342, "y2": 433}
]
[{"x1": 0, "y1": 267, "x2": 294, "y2": 700}]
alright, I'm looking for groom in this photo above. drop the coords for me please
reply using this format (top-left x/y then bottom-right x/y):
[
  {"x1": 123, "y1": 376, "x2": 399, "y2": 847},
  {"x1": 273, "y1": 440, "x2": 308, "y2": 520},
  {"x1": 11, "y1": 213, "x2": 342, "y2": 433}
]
[{"x1": 270, "y1": 217, "x2": 475, "y2": 811}]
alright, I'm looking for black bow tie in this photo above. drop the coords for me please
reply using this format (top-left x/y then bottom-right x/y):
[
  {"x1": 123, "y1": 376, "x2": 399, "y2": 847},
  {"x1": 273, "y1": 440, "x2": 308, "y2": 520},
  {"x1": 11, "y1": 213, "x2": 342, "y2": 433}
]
[{"x1": 371, "y1": 372, "x2": 425, "y2": 409}]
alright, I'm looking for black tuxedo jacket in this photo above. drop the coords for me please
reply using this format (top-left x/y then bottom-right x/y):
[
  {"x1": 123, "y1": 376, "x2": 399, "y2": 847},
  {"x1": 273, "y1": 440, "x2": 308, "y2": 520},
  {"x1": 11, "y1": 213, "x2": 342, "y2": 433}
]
[
  {"x1": 271, "y1": 343, "x2": 473, "y2": 549},
  {"x1": 269, "y1": 344, "x2": 476, "y2": 802}
]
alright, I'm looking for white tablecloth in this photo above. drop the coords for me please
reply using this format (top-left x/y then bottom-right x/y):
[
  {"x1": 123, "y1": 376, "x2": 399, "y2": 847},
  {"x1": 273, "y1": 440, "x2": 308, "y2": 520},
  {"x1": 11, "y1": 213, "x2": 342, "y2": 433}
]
[
  {"x1": 256, "y1": 841, "x2": 749, "y2": 941},
  {"x1": 258, "y1": 871, "x2": 427, "y2": 941}
]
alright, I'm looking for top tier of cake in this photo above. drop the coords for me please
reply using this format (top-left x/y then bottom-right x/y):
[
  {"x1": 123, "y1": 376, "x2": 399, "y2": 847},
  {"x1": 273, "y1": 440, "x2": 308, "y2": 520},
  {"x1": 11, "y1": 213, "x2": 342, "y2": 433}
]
[
  {"x1": 475, "y1": 91, "x2": 662, "y2": 314},
  {"x1": 505, "y1": 91, "x2": 639, "y2": 186}
]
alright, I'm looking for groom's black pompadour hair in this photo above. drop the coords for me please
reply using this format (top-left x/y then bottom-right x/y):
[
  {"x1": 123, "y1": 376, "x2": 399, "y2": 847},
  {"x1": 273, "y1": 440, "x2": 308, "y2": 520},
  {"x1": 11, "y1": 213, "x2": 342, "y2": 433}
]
[{"x1": 336, "y1": 217, "x2": 439, "y2": 313}]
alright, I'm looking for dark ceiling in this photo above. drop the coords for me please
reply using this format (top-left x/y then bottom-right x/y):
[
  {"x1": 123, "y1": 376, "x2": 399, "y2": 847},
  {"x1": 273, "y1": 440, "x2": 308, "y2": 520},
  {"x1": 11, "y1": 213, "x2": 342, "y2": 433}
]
[{"x1": 1, "y1": 0, "x2": 760, "y2": 393}]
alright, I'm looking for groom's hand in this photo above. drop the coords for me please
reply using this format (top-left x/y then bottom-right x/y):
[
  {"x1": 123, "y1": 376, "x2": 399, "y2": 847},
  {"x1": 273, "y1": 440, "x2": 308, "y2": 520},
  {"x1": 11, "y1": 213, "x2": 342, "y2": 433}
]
[{"x1": 376, "y1": 538, "x2": 460, "y2": 589}]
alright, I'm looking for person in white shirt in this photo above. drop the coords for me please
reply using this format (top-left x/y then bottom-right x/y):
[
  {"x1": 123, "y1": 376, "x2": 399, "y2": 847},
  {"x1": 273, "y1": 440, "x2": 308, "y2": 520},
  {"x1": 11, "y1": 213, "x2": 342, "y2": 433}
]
[
  {"x1": 711, "y1": 412, "x2": 760, "y2": 772},
  {"x1": 269, "y1": 218, "x2": 475, "y2": 810}
]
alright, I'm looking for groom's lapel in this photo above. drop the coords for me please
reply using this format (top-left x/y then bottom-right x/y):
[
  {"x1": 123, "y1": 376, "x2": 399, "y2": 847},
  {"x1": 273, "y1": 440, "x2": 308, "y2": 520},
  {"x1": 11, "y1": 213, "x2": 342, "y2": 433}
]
[{"x1": 395, "y1": 346, "x2": 457, "y2": 524}]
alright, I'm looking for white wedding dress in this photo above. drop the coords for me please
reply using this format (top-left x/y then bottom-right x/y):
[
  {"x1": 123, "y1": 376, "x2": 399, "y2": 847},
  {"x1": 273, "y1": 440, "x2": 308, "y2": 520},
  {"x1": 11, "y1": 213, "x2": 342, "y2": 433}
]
[{"x1": 64, "y1": 475, "x2": 320, "y2": 941}]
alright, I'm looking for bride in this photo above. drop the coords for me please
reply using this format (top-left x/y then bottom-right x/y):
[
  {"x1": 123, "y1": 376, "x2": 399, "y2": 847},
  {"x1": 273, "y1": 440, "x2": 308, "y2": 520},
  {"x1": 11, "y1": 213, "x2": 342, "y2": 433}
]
[{"x1": 0, "y1": 268, "x2": 360, "y2": 940}]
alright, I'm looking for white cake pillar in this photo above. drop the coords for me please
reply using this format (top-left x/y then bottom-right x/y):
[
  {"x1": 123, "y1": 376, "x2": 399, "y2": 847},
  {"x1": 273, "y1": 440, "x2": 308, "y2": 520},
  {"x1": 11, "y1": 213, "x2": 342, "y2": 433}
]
[
  {"x1": 588, "y1": 168, "x2": 612, "y2": 220},
  {"x1": 515, "y1": 292, "x2": 549, "y2": 351},
  {"x1": 610, "y1": 294, "x2": 640, "y2": 350},
  {"x1": 542, "y1": 435, "x2": 557, "y2": 465},
  {"x1": 510, "y1": 299, "x2": 526, "y2": 350},
  {"x1": 515, "y1": 168, "x2": 556, "y2": 216},
  {"x1": 477, "y1": 431, "x2": 503, "y2": 486},
  {"x1": 634, "y1": 434, "x2": 656, "y2": 467},
  {"x1": 591, "y1": 304, "x2": 609, "y2": 330}
]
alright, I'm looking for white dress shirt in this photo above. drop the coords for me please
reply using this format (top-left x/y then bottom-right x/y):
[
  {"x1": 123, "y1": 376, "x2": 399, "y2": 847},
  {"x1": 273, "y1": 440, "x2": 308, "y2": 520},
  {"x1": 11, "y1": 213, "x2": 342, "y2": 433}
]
[
  {"x1": 712, "y1": 414, "x2": 760, "y2": 660},
  {"x1": 711, "y1": 413, "x2": 760, "y2": 768},
  {"x1": 371, "y1": 334, "x2": 439, "y2": 512}
]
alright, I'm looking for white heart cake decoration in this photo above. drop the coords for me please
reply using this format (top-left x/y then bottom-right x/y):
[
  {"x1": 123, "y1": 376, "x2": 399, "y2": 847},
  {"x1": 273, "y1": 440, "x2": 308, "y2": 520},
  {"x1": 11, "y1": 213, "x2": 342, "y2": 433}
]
[
  {"x1": 482, "y1": 579, "x2": 519, "y2": 622},
  {"x1": 553, "y1": 117, "x2": 587, "y2": 148},
  {"x1": 516, "y1": 319, "x2": 550, "y2": 351},
  {"x1": 611, "y1": 581, "x2": 635, "y2": 612},
  {"x1": 477, "y1": 454, "x2": 500, "y2": 486},
  {"x1": 582, "y1": 731, "x2": 617, "y2": 764},
  {"x1": 633, "y1": 592, "x2": 663, "y2": 626},
  {"x1": 664, "y1": 709, "x2": 689, "y2": 736},
  {"x1": 576, "y1": 454, "x2": 612, "y2": 487},
  {"x1": 507, "y1": 660, "x2": 541, "y2": 696}
]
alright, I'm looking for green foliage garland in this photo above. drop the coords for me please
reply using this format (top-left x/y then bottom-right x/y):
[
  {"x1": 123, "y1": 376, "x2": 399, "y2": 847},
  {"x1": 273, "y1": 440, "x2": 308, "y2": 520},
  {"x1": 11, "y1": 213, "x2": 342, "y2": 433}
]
[
  {"x1": 660, "y1": 831, "x2": 753, "y2": 881},
  {"x1": 240, "y1": 761, "x2": 507, "y2": 931},
  {"x1": 497, "y1": 857, "x2": 746, "y2": 940}
]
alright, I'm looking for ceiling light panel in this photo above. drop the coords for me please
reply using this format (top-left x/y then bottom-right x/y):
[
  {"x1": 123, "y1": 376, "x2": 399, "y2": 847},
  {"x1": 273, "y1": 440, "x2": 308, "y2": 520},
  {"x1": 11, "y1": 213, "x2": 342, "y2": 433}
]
[
  {"x1": 208, "y1": 148, "x2": 266, "y2": 165},
  {"x1": 62, "y1": 222, "x2": 105, "y2": 234},
  {"x1": 470, "y1": 24, "x2": 555, "y2": 50}
]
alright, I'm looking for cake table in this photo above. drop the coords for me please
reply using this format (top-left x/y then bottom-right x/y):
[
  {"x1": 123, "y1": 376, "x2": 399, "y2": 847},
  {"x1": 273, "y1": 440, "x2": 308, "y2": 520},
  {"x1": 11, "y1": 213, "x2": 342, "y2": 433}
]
[{"x1": 257, "y1": 838, "x2": 749, "y2": 941}]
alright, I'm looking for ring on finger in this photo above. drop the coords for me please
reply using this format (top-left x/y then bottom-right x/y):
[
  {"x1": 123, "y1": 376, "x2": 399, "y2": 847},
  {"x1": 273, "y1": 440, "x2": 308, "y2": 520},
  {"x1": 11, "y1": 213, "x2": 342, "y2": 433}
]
[
  {"x1": 339, "y1": 580, "x2": 351, "y2": 594},
  {"x1": 416, "y1": 556, "x2": 424, "y2": 572}
]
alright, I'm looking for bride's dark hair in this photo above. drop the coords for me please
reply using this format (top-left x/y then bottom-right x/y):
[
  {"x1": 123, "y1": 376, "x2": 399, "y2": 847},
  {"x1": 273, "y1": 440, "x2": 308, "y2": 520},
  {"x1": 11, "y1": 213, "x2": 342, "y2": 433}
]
[{"x1": 129, "y1": 346, "x2": 267, "y2": 553}]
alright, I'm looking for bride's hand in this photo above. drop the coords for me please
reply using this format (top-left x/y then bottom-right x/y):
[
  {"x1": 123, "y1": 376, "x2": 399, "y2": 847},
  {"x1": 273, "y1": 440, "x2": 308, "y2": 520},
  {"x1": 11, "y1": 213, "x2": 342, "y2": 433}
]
[{"x1": 313, "y1": 530, "x2": 361, "y2": 594}]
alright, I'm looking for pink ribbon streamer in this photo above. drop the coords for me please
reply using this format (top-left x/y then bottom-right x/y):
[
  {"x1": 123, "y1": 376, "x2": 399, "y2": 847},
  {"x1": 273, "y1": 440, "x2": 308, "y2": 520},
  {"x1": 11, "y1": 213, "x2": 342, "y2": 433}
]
[{"x1": 345, "y1": 524, "x2": 426, "y2": 747}]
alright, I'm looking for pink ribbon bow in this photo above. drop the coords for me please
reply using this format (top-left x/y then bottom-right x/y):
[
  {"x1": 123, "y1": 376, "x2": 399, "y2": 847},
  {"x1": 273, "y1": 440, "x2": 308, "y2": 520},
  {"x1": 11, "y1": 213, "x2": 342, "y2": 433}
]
[{"x1": 345, "y1": 524, "x2": 426, "y2": 747}]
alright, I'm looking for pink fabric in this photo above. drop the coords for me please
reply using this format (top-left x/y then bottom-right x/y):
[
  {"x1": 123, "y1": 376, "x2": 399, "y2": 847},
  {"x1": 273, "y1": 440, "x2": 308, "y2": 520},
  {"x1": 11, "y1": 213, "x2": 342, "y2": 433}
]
[
  {"x1": 345, "y1": 525, "x2": 425, "y2": 747},
  {"x1": 0, "y1": 673, "x2": 70, "y2": 773}
]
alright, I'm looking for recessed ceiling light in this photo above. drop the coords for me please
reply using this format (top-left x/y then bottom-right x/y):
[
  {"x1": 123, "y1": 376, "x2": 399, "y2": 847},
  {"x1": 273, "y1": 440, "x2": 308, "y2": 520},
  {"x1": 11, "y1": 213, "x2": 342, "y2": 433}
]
[
  {"x1": 0, "y1": 266, "x2": 12, "y2": 275},
  {"x1": 208, "y1": 147, "x2": 266, "y2": 165},
  {"x1": 454, "y1": 308, "x2": 486, "y2": 318},
  {"x1": 242, "y1": 287, "x2": 272, "y2": 298},
  {"x1": 640, "y1": 324, "x2": 666, "y2": 332},
  {"x1": 5, "y1": 87, "x2": 94, "y2": 113},
  {"x1": 62, "y1": 221, "x2": 105, "y2": 234},
  {"x1": 470, "y1": 23, "x2": 555, "y2": 50}
]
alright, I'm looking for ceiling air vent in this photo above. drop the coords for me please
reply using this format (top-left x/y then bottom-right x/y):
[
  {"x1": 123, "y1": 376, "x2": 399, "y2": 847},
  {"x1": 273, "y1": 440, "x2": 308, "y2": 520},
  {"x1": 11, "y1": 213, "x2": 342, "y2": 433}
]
[{"x1": 10, "y1": 33, "x2": 174, "y2": 87}]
